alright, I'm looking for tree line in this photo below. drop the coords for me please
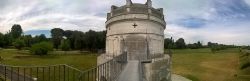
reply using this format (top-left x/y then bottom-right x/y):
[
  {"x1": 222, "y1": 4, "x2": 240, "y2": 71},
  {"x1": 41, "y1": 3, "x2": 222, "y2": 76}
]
[
  {"x1": 164, "y1": 37, "x2": 238, "y2": 53},
  {"x1": 0, "y1": 24, "x2": 241, "y2": 55},
  {"x1": 0, "y1": 24, "x2": 106, "y2": 55}
]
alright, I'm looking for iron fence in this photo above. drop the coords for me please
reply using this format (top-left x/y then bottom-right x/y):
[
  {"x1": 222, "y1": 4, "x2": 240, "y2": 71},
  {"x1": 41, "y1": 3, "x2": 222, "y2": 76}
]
[
  {"x1": 0, "y1": 53, "x2": 127, "y2": 81},
  {"x1": 0, "y1": 64, "x2": 84, "y2": 81},
  {"x1": 82, "y1": 53, "x2": 127, "y2": 81}
]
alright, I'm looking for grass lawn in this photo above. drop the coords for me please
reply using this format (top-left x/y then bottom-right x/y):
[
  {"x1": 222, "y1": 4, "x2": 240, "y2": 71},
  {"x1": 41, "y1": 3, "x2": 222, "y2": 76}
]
[
  {"x1": 0, "y1": 49, "x2": 97, "y2": 70},
  {"x1": 170, "y1": 48, "x2": 249, "y2": 81}
]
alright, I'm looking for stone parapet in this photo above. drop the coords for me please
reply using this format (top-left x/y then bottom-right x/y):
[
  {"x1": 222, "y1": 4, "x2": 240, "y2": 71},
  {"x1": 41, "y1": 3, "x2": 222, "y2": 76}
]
[
  {"x1": 143, "y1": 54, "x2": 172, "y2": 81},
  {"x1": 107, "y1": 3, "x2": 164, "y2": 20}
]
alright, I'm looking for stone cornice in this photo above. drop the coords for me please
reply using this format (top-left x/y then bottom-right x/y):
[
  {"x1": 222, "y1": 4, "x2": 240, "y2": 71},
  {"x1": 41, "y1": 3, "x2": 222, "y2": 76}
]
[
  {"x1": 106, "y1": 33, "x2": 164, "y2": 37},
  {"x1": 106, "y1": 14, "x2": 166, "y2": 29}
]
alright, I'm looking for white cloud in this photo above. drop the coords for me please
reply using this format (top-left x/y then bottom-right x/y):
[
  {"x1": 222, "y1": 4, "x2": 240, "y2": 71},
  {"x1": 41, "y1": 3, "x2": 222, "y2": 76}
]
[
  {"x1": 0, "y1": 0, "x2": 250, "y2": 45},
  {"x1": 165, "y1": 22, "x2": 250, "y2": 45}
]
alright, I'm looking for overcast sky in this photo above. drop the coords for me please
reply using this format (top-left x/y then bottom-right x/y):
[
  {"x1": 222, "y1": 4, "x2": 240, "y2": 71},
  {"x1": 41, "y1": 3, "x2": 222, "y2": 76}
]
[{"x1": 0, "y1": 0, "x2": 250, "y2": 45}]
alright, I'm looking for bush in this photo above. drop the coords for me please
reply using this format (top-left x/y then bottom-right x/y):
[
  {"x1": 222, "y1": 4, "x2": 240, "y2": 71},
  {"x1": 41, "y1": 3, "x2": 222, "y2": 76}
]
[
  {"x1": 30, "y1": 42, "x2": 53, "y2": 55},
  {"x1": 240, "y1": 62, "x2": 250, "y2": 70},
  {"x1": 13, "y1": 39, "x2": 25, "y2": 50},
  {"x1": 210, "y1": 45, "x2": 227, "y2": 53},
  {"x1": 187, "y1": 44, "x2": 199, "y2": 49},
  {"x1": 239, "y1": 50, "x2": 250, "y2": 70}
]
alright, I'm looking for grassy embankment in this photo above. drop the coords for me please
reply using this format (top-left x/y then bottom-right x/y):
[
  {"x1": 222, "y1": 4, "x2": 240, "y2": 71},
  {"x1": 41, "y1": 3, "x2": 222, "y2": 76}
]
[
  {"x1": 0, "y1": 49, "x2": 97, "y2": 70},
  {"x1": 0, "y1": 49, "x2": 97, "y2": 81},
  {"x1": 171, "y1": 48, "x2": 250, "y2": 81}
]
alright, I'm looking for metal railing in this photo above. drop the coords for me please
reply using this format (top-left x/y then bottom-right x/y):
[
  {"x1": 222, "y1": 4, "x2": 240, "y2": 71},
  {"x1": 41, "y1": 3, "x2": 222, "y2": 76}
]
[
  {"x1": 83, "y1": 53, "x2": 127, "y2": 81},
  {"x1": 0, "y1": 53, "x2": 127, "y2": 81},
  {"x1": 0, "y1": 64, "x2": 84, "y2": 81}
]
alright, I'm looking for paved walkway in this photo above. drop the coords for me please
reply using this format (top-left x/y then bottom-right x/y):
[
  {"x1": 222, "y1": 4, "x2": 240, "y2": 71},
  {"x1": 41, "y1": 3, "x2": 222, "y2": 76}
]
[{"x1": 117, "y1": 61, "x2": 140, "y2": 81}]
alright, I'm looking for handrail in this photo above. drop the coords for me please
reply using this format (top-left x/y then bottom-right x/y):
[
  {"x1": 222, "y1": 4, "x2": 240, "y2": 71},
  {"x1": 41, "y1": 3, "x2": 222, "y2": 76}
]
[
  {"x1": 83, "y1": 53, "x2": 128, "y2": 81},
  {"x1": 138, "y1": 56, "x2": 144, "y2": 81}
]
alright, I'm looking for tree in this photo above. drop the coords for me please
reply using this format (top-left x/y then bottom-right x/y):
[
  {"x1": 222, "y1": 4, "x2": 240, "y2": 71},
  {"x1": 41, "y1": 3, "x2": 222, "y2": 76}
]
[
  {"x1": 164, "y1": 37, "x2": 174, "y2": 49},
  {"x1": 30, "y1": 42, "x2": 53, "y2": 55},
  {"x1": 51, "y1": 28, "x2": 64, "y2": 49},
  {"x1": 22, "y1": 35, "x2": 32, "y2": 47},
  {"x1": 2, "y1": 32, "x2": 13, "y2": 47},
  {"x1": 63, "y1": 30, "x2": 75, "y2": 49},
  {"x1": 38, "y1": 34, "x2": 47, "y2": 41},
  {"x1": 96, "y1": 31, "x2": 106, "y2": 49},
  {"x1": 187, "y1": 41, "x2": 203, "y2": 49},
  {"x1": 11, "y1": 24, "x2": 23, "y2": 39},
  {"x1": 197, "y1": 41, "x2": 202, "y2": 48},
  {"x1": 0, "y1": 33, "x2": 4, "y2": 47},
  {"x1": 60, "y1": 39, "x2": 71, "y2": 51},
  {"x1": 175, "y1": 38, "x2": 186, "y2": 49},
  {"x1": 85, "y1": 30, "x2": 99, "y2": 51},
  {"x1": 32, "y1": 34, "x2": 47, "y2": 44},
  {"x1": 71, "y1": 31, "x2": 85, "y2": 50},
  {"x1": 187, "y1": 43, "x2": 198, "y2": 49},
  {"x1": 13, "y1": 39, "x2": 25, "y2": 50},
  {"x1": 207, "y1": 42, "x2": 213, "y2": 47},
  {"x1": 64, "y1": 30, "x2": 73, "y2": 39}
]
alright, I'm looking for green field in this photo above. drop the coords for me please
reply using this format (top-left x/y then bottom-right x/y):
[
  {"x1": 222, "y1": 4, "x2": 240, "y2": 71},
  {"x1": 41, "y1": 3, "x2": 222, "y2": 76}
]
[
  {"x1": 171, "y1": 48, "x2": 250, "y2": 81},
  {"x1": 0, "y1": 49, "x2": 97, "y2": 70},
  {"x1": 0, "y1": 48, "x2": 249, "y2": 81}
]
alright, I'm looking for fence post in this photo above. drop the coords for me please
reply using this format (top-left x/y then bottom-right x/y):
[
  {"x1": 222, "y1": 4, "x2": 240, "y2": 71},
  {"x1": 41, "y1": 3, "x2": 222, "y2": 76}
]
[
  {"x1": 48, "y1": 66, "x2": 51, "y2": 81},
  {"x1": 30, "y1": 67, "x2": 33, "y2": 81},
  {"x1": 4, "y1": 66, "x2": 6, "y2": 81},
  {"x1": 18, "y1": 67, "x2": 20, "y2": 81},
  {"x1": 43, "y1": 67, "x2": 45, "y2": 81},
  {"x1": 68, "y1": 66, "x2": 70, "y2": 81},
  {"x1": 36, "y1": 67, "x2": 39, "y2": 80},
  {"x1": 24, "y1": 68, "x2": 26, "y2": 81},
  {"x1": 11, "y1": 67, "x2": 13, "y2": 81},
  {"x1": 64, "y1": 65, "x2": 66, "y2": 81},
  {"x1": 72, "y1": 70, "x2": 75, "y2": 81},
  {"x1": 59, "y1": 65, "x2": 61, "y2": 81}
]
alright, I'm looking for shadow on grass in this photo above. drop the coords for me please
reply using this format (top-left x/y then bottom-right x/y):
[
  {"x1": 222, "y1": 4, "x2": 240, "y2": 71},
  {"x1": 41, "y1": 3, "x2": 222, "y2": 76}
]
[
  {"x1": 183, "y1": 74, "x2": 200, "y2": 81},
  {"x1": 13, "y1": 54, "x2": 58, "y2": 59}
]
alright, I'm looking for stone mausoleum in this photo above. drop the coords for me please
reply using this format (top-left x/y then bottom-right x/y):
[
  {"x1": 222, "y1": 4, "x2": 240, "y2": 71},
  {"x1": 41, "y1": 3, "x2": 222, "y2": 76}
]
[
  {"x1": 105, "y1": 0, "x2": 165, "y2": 59},
  {"x1": 98, "y1": 0, "x2": 171, "y2": 81}
]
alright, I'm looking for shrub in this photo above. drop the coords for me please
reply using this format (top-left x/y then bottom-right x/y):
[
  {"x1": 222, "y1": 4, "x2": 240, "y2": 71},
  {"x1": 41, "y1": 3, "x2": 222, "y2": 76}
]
[
  {"x1": 187, "y1": 44, "x2": 199, "y2": 49},
  {"x1": 240, "y1": 62, "x2": 250, "y2": 70},
  {"x1": 30, "y1": 42, "x2": 53, "y2": 55},
  {"x1": 13, "y1": 39, "x2": 25, "y2": 50}
]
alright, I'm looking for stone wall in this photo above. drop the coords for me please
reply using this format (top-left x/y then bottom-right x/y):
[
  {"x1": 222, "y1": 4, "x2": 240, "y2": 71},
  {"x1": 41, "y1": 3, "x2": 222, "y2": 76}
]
[{"x1": 144, "y1": 54, "x2": 172, "y2": 81}]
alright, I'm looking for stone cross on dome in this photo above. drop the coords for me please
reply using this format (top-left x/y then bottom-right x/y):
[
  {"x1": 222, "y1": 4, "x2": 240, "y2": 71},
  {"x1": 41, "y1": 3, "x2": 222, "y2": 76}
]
[{"x1": 133, "y1": 23, "x2": 138, "y2": 28}]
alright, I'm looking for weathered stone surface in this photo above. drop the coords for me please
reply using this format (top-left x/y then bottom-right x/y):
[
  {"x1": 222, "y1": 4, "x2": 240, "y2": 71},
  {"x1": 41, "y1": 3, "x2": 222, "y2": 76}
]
[{"x1": 143, "y1": 54, "x2": 171, "y2": 81}]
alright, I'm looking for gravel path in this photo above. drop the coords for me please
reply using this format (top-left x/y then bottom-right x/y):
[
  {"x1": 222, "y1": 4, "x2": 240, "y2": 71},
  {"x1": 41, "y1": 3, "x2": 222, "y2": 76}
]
[{"x1": 172, "y1": 74, "x2": 192, "y2": 81}]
